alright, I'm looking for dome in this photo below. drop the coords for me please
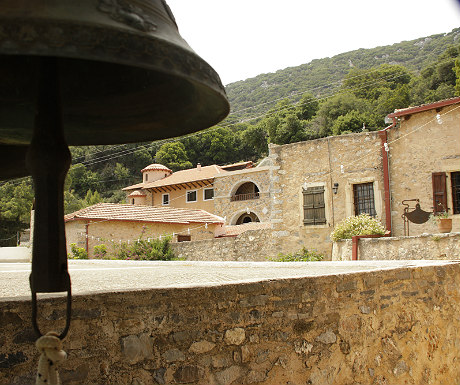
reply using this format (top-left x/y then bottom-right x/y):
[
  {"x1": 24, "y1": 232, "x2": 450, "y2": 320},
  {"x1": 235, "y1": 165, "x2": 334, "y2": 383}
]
[
  {"x1": 128, "y1": 190, "x2": 147, "y2": 197},
  {"x1": 141, "y1": 164, "x2": 172, "y2": 173}
]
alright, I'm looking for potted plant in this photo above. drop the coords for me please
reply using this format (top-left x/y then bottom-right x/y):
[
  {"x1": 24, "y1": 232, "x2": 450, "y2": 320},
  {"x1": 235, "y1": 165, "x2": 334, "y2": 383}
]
[{"x1": 432, "y1": 209, "x2": 452, "y2": 233}]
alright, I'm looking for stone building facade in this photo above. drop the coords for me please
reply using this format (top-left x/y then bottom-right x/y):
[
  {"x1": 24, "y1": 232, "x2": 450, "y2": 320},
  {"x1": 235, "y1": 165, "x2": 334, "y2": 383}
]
[
  {"x1": 213, "y1": 166, "x2": 271, "y2": 224},
  {"x1": 260, "y1": 97, "x2": 460, "y2": 258},
  {"x1": 386, "y1": 99, "x2": 460, "y2": 235}
]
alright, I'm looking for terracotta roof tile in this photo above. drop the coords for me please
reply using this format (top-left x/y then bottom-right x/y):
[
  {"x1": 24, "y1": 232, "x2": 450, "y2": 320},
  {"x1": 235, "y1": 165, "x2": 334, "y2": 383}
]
[
  {"x1": 388, "y1": 97, "x2": 460, "y2": 118},
  {"x1": 128, "y1": 190, "x2": 146, "y2": 197},
  {"x1": 64, "y1": 203, "x2": 225, "y2": 225},
  {"x1": 220, "y1": 222, "x2": 271, "y2": 237},
  {"x1": 124, "y1": 164, "x2": 227, "y2": 191}
]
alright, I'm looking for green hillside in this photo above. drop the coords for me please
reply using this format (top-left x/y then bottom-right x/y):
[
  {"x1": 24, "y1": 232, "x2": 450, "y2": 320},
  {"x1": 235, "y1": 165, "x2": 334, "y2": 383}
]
[{"x1": 225, "y1": 27, "x2": 460, "y2": 124}]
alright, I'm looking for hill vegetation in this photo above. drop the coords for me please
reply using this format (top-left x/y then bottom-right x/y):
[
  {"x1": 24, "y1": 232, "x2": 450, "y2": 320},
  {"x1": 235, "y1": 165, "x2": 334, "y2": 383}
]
[{"x1": 1, "y1": 28, "x2": 459, "y2": 245}]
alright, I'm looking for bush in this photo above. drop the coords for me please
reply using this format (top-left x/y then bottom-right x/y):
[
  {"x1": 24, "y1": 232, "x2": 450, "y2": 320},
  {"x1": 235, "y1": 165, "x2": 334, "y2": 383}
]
[
  {"x1": 69, "y1": 243, "x2": 88, "y2": 259},
  {"x1": 112, "y1": 236, "x2": 175, "y2": 261},
  {"x1": 330, "y1": 214, "x2": 385, "y2": 241},
  {"x1": 93, "y1": 244, "x2": 108, "y2": 259},
  {"x1": 270, "y1": 247, "x2": 324, "y2": 262}
]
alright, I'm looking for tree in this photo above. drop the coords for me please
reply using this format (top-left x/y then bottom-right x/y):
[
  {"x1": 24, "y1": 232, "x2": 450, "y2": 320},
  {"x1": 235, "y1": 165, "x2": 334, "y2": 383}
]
[
  {"x1": 315, "y1": 93, "x2": 371, "y2": 137},
  {"x1": 268, "y1": 112, "x2": 308, "y2": 145},
  {"x1": 342, "y1": 64, "x2": 412, "y2": 101},
  {"x1": 0, "y1": 181, "x2": 34, "y2": 246},
  {"x1": 85, "y1": 189, "x2": 103, "y2": 206},
  {"x1": 296, "y1": 92, "x2": 320, "y2": 121},
  {"x1": 331, "y1": 110, "x2": 376, "y2": 135},
  {"x1": 155, "y1": 142, "x2": 193, "y2": 171},
  {"x1": 455, "y1": 57, "x2": 460, "y2": 96}
]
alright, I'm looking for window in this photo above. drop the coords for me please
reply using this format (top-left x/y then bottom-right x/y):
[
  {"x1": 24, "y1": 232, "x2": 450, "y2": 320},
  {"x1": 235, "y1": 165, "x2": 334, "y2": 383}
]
[
  {"x1": 177, "y1": 234, "x2": 191, "y2": 242},
  {"x1": 204, "y1": 188, "x2": 214, "y2": 201},
  {"x1": 353, "y1": 182, "x2": 376, "y2": 217},
  {"x1": 186, "y1": 190, "x2": 197, "y2": 203},
  {"x1": 451, "y1": 172, "x2": 460, "y2": 214},
  {"x1": 432, "y1": 172, "x2": 447, "y2": 214},
  {"x1": 145, "y1": 174, "x2": 148, "y2": 182},
  {"x1": 303, "y1": 186, "x2": 326, "y2": 225},
  {"x1": 131, "y1": 199, "x2": 135, "y2": 205},
  {"x1": 162, "y1": 193, "x2": 169, "y2": 206}
]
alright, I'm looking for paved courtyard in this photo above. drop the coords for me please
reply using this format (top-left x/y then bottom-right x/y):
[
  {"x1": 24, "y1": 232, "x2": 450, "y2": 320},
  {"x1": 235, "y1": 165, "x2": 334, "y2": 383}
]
[{"x1": 1, "y1": 259, "x2": 455, "y2": 301}]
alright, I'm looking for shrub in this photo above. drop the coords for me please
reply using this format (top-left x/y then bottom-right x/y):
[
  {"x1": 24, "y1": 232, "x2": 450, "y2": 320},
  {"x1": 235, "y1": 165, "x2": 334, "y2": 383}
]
[
  {"x1": 69, "y1": 243, "x2": 88, "y2": 259},
  {"x1": 93, "y1": 244, "x2": 108, "y2": 259},
  {"x1": 112, "y1": 236, "x2": 175, "y2": 261},
  {"x1": 270, "y1": 247, "x2": 324, "y2": 262},
  {"x1": 330, "y1": 213, "x2": 385, "y2": 242}
]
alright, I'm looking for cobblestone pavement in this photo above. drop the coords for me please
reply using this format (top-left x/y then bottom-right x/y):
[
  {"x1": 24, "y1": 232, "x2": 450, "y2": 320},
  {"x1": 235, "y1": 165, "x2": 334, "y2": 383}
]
[{"x1": 0, "y1": 259, "x2": 455, "y2": 301}]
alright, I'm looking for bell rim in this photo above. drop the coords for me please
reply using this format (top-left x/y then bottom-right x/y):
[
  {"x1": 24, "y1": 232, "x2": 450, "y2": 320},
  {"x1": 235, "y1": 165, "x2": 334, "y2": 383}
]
[{"x1": 0, "y1": 17, "x2": 228, "y2": 99}]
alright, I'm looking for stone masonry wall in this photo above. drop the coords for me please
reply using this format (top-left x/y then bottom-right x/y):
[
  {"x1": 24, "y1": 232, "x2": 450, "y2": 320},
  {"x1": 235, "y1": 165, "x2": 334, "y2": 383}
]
[
  {"x1": 1, "y1": 262, "x2": 459, "y2": 384},
  {"x1": 269, "y1": 131, "x2": 384, "y2": 258},
  {"x1": 172, "y1": 229, "x2": 277, "y2": 261},
  {"x1": 388, "y1": 103, "x2": 460, "y2": 236},
  {"x1": 332, "y1": 232, "x2": 460, "y2": 261},
  {"x1": 213, "y1": 168, "x2": 271, "y2": 225},
  {"x1": 66, "y1": 220, "x2": 219, "y2": 258}
]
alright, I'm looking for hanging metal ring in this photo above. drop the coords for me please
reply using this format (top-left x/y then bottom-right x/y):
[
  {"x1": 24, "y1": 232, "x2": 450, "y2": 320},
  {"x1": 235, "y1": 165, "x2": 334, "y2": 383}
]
[{"x1": 31, "y1": 288, "x2": 72, "y2": 340}]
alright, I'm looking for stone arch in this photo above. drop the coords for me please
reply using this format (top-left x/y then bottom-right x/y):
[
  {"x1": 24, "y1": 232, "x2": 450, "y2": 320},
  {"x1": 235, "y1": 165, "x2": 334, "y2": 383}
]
[
  {"x1": 230, "y1": 209, "x2": 261, "y2": 225},
  {"x1": 229, "y1": 179, "x2": 261, "y2": 197}
]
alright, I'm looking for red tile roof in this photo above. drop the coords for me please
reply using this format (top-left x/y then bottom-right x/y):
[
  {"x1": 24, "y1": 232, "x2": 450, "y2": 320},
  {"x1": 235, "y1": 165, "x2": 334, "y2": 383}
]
[
  {"x1": 64, "y1": 203, "x2": 225, "y2": 225},
  {"x1": 128, "y1": 190, "x2": 146, "y2": 197},
  {"x1": 387, "y1": 97, "x2": 460, "y2": 118},
  {"x1": 219, "y1": 222, "x2": 271, "y2": 237},
  {"x1": 123, "y1": 164, "x2": 227, "y2": 191}
]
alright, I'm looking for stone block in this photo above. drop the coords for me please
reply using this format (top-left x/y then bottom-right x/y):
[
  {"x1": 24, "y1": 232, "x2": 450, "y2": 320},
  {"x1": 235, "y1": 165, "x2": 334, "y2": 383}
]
[
  {"x1": 315, "y1": 330, "x2": 337, "y2": 344},
  {"x1": 224, "y1": 328, "x2": 245, "y2": 345},
  {"x1": 214, "y1": 365, "x2": 243, "y2": 385},
  {"x1": 189, "y1": 340, "x2": 216, "y2": 354}
]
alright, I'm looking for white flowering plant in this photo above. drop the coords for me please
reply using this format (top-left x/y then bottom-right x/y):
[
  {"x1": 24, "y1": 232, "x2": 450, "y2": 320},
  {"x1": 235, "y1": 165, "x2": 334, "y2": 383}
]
[{"x1": 330, "y1": 213, "x2": 385, "y2": 242}]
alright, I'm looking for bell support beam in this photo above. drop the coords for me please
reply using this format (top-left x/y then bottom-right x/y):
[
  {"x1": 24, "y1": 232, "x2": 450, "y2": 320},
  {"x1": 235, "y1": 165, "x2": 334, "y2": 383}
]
[{"x1": 26, "y1": 57, "x2": 71, "y2": 294}]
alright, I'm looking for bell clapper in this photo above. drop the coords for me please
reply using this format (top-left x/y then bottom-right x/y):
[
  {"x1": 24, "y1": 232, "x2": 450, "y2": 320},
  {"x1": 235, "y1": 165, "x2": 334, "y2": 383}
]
[{"x1": 26, "y1": 56, "x2": 72, "y2": 355}]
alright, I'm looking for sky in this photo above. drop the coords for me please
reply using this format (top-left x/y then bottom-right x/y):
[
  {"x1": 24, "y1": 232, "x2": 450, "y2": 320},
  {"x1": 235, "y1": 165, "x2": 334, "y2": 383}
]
[{"x1": 167, "y1": 0, "x2": 460, "y2": 85}]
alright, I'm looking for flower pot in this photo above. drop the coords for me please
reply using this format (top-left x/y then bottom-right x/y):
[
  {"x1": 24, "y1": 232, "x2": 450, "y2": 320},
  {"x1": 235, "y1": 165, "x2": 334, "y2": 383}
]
[{"x1": 437, "y1": 218, "x2": 452, "y2": 233}]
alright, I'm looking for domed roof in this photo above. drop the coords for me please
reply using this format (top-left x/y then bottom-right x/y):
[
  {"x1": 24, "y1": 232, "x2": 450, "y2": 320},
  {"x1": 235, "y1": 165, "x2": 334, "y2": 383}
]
[
  {"x1": 128, "y1": 190, "x2": 146, "y2": 197},
  {"x1": 141, "y1": 164, "x2": 172, "y2": 173}
]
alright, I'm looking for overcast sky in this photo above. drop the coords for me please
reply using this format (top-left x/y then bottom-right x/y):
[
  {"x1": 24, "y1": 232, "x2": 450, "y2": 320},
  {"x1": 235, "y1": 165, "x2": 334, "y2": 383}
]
[{"x1": 167, "y1": 0, "x2": 460, "y2": 85}]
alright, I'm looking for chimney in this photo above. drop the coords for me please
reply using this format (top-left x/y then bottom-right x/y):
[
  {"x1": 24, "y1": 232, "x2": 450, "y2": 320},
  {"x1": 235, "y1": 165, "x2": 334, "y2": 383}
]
[{"x1": 197, "y1": 163, "x2": 201, "y2": 171}]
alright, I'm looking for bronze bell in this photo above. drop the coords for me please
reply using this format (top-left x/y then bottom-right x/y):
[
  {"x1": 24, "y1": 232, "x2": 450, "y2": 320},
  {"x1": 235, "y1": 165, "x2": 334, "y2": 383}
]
[
  {"x1": 0, "y1": 0, "x2": 229, "y2": 337},
  {"x1": 0, "y1": 0, "x2": 230, "y2": 179}
]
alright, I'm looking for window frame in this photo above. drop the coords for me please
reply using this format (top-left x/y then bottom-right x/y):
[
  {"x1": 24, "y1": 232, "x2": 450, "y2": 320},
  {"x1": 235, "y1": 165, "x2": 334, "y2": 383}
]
[
  {"x1": 353, "y1": 182, "x2": 377, "y2": 217},
  {"x1": 186, "y1": 190, "x2": 198, "y2": 203},
  {"x1": 451, "y1": 171, "x2": 460, "y2": 215},
  {"x1": 203, "y1": 188, "x2": 214, "y2": 201},
  {"x1": 162, "y1": 193, "x2": 170, "y2": 206}
]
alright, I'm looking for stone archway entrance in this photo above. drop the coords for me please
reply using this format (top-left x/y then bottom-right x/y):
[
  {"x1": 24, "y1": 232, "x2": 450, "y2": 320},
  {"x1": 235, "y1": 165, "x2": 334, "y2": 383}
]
[{"x1": 235, "y1": 212, "x2": 260, "y2": 225}]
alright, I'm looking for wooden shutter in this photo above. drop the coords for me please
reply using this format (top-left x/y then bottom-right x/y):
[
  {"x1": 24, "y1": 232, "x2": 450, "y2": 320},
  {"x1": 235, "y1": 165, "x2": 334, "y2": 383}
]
[
  {"x1": 432, "y1": 172, "x2": 447, "y2": 214},
  {"x1": 303, "y1": 187, "x2": 326, "y2": 225}
]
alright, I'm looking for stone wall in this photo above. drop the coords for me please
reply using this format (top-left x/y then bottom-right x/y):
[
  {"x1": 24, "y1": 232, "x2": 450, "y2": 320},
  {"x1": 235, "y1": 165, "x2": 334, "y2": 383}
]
[
  {"x1": 269, "y1": 132, "x2": 384, "y2": 257},
  {"x1": 213, "y1": 167, "x2": 271, "y2": 225},
  {"x1": 65, "y1": 220, "x2": 220, "y2": 258},
  {"x1": 172, "y1": 229, "x2": 277, "y2": 261},
  {"x1": 1, "y1": 261, "x2": 459, "y2": 384},
  {"x1": 332, "y1": 232, "x2": 460, "y2": 261},
  {"x1": 388, "y1": 103, "x2": 460, "y2": 236}
]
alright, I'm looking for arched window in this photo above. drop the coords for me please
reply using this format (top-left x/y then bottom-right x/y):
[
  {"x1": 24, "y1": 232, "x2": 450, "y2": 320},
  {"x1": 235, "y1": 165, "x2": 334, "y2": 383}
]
[{"x1": 231, "y1": 182, "x2": 260, "y2": 202}]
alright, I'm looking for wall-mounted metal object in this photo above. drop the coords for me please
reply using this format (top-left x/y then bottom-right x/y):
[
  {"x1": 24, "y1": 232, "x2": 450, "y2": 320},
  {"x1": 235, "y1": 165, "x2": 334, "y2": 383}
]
[
  {"x1": 401, "y1": 199, "x2": 432, "y2": 236},
  {"x1": 0, "y1": 0, "x2": 229, "y2": 338},
  {"x1": 333, "y1": 183, "x2": 339, "y2": 194}
]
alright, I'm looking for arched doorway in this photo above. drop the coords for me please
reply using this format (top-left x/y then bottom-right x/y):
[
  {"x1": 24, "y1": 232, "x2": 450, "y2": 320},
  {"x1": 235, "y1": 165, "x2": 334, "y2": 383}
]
[{"x1": 235, "y1": 212, "x2": 260, "y2": 225}]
